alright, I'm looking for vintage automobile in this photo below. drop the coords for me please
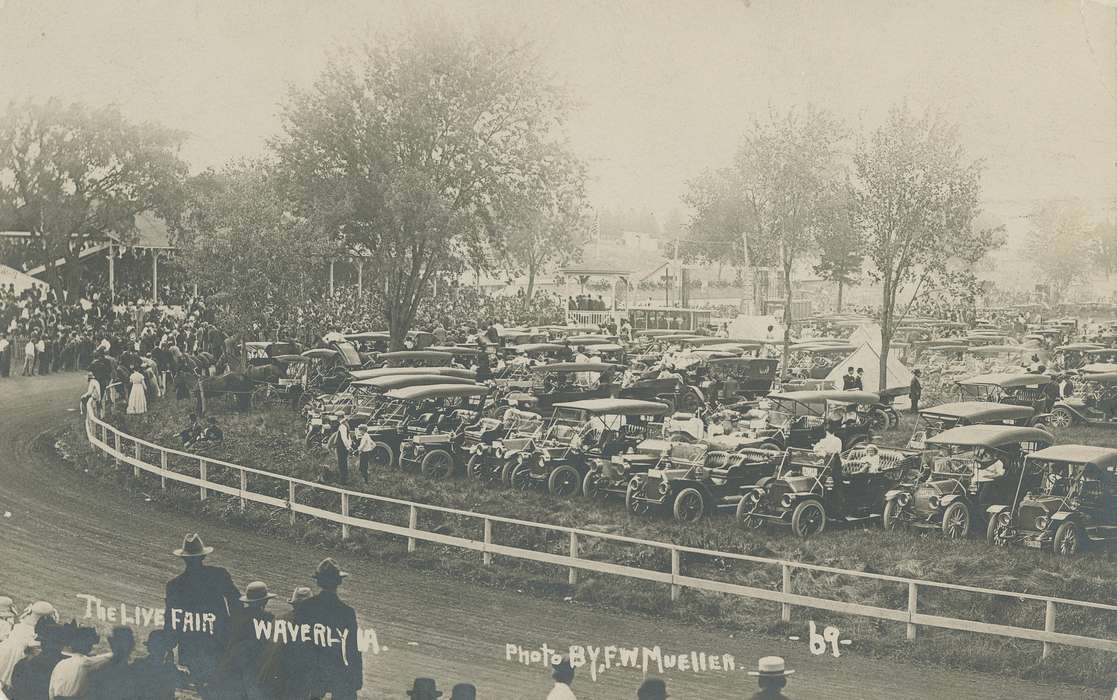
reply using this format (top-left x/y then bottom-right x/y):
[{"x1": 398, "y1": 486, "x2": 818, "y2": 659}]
[
  {"x1": 619, "y1": 373, "x2": 706, "y2": 414},
  {"x1": 881, "y1": 424, "x2": 1052, "y2": 538},
  {"x1": 733, "y1": 391, "x2": 879, "y2": 451},
  {"x1": 364, "y1": 383, "x2": 490, "y2": 469},
  {"x1": 956, "y1": 373, "x2": 1057, "y2": 416},
  {"x1": 500, "y1": 343, "x2": 573, "y2": 364},
  {"x1": 786, "y1": 342, "x2": 860, "y2": 379},
  {"x1": 1051, "y1": 343, "x2": 1103, "y2": 371},
  {"x1": 625, "y1": 445, "x2": 785, "y2": 523},
  {"x1": 697, "y1": 356, "x2": 779, "y2": 406},
  {"x1": 465, "y1": 408, "x2": 547, "y2": 484},
  {"x1": 375, "y1": 350, "x2": 455, "y2": 368},
  {"x1": 735, "y1": 446, "x2": 923, "y2": 536},
  {"x1": 1047, "y1": 372, "x2": 1117, "y2": 429},
  {"x1": 245, "y1": 341, "x2": 302, "y2": 367},
  {"x1": 397, "y1": 385, "x2": 493, "y2": 479},
  {"x1": 986, "y1": 444, "x2": 1117, "y2": 555},
  {"x1": 907, "y1": 401, "x2": 1051, "y2": 449},
  {"x1": 503, "y1": 362, "x2": 621, "y2": 414},
  {"x1": 508, "y1": 399, "x2": 669, "y2": 498},
  {"x1": 348, "y1": 366, "x2": 476, "y2": 382}
]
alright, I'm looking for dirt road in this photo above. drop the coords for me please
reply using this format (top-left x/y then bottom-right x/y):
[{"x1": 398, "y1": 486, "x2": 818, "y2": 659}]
[{"x1": 0, "y1": 373, "x2": 1106, "y2": 699}]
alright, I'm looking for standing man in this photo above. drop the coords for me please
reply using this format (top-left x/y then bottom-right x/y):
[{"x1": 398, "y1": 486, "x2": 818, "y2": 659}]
[
  {"x1": 909, "y1": 369, "x2": 922, "y2": 414},
  {"x1": 22, "y1": 336, "x2": 36, "y2": 376},
  {"x1": 853, "y1": 368, "x2": 865, "y2": 390},
  {"x1": 164, "y1": 533, "x2": 241, "y2": 699},
  {"x1": 356, "y1": 424, "x2": 374, "y2": 483},
  {"x1": 332, "y1": 413, "x2": 352, "y2": 482},
  {"x1": 0, "y1": 333, "x2": 9, "y2": 377},
  {"x1": 841, "y1": 367, "x2": 856, "y2": 390},
  {"x1": 296, "y1": 559, "x2": 362, "y2": 700},
  {"x1": 547, "y1": 657, "x2": 577, "y2": 700},
  {"x1": 746, "y1": 656, "x2": 795, "y2": 699}
]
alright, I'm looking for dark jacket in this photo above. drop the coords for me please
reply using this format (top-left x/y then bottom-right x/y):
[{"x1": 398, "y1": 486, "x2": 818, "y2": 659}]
[
  {"x1": 910, "y1": 376, "x2": 922, "y2": 398},
  {"x1": 8, "y1": 649, "x2": 65, "y2": 700},
  {"x1": 164, "y1": 564, "x2": 241, "y2": 676},
  {"x1": 215, "y1": 607, "x2": 275, "y2": 700},
  {"x1": 128, "y1": 655, "x2": 187, "y2": 700},
  {"x1": 292, "y1": 590, "x2": 362, "y2": 695}
]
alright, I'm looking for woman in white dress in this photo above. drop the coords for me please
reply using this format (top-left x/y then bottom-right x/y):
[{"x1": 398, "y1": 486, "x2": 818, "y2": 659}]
[{"x1": 127, "y1": 368, "x2": 148, "y2": 415}]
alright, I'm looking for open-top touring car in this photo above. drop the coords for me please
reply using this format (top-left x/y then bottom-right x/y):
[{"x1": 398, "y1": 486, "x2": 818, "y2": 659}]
[
  {"x1": 363, "y1": 383, "x2": 490, "y2": 470},
  {"x1": 986, "y1": 444, "x2": 1117, "y2": 555},
  {"x1": 907, "y1": 401, "x2": 1051, "y2": 449},
  {"x1": 396, "y1": 385, "x2": 493, "y2": 479}
]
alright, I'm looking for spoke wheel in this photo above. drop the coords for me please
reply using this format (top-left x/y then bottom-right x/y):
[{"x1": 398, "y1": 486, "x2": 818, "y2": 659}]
[
  {"x1": 547, "y1": 465, "x2": 581, "y2": 498},
  {"x1": 510, "y1": 464, "x2": 532, "y2": 492},
  {"x1": 625, "y1": 478, "x2": 649, "y2": 515},
  {"x1": 467, "y1": 455, "x2": 487, "y2": 481},
  {"x1": 1047, "y1": 408, "x2": 1074, "y2": 430},
  {"x1": 735, "y1": 491, "x2": 765, "y2": 530},
  {"x1": 672, "y1": 487, "x2": 706, "y2": 523},
  {"x1": 420, "y1": 449, "x2": 455, "y2": 480},
  {"x1": 791, "y1": 499, "x2": 827, "y2": 537},
  {"x1": 986, "y1": 512, "x2": 1011, "y2": 546},
  {"x1": 1053, "y1": 521, "x2": 1086, "y2": 556},
  {"x1": 941, "y1": 501, "x2": 971, "y2": 539},
  {"x1": 582, "y1": 470, "x2": 605, "y2": 500},
  {"x1": 882, "y1": 499, "x2": 908, "y2": 532}
]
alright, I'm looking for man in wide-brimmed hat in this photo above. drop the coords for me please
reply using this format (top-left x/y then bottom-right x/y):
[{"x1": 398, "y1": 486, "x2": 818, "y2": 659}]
[
  {"x1": 292, "y1": 558, "x2": 362, "y2": 700},
  {"x1": 547, "y1": 656, "x2": 576, "y2": 699},
  {"x1": 258, "y1": 586, "x2": 314, "y2": 699},
  {"x1": 449, "y1": 681, "x2": 476, "y2": 700},
  {"x1": 406, "y1": 676, "x2": 442, "y2": 699},
  {"x1": 216, "y1": 581, "x2": 275, "y2": 700},
  {"x1": 746, "y1": 655, "x2": 795, "y2": 699},
  {"x1": 163, "y1": 533, "x2": 241, "y2": 698}
]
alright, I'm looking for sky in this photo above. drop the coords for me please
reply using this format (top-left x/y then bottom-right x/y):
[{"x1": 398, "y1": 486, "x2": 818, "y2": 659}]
[{"x1": 1, "y1": 0, "x2": 1114, "y2": 229}]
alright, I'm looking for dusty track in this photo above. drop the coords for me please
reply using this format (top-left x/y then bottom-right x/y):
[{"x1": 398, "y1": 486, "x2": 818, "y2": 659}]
[{"x1": 0, "y1": 373, "x2": 1106, "y2": 699}]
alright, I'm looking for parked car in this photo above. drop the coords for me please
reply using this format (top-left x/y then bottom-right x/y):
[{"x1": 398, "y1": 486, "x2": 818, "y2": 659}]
[
  {"x1": 397, "y1": 385, "x2": 493, "y2": 479},
  {"x1": 907, "y1": 401, "x2": 1051, "y2": 449},
  {"x1": 881, "y1": 424, "x2": 1052, "y2": 538},
  {"x1": 625, "y1": 445, "x2": 786, "y2": 523},
  {"x1": 956, "y1": 372, "x2": 1057, "y2": 417},
  {"x1": 734, "y1": 390, "x2": 879, "y2": 451},
  {"x1": 698, "y1": 356, "x2": 779, "y2": 405},
  {"x1": 986, "y1": 444, "x2": 1117, "y2": 555},
  {"x1": 503, "y1": 362, "x2": 621, "y2": 414},
  {"x1": 1047, "y1": 372, "x2": 1117, "y2": 429},
  {"x1": 364, "y1": 383, "x2": 490, "y2": 469},
  {"x1": 509, "y1": 398, "x2": 669, "y2": 498},
  {"x1": 735, "y1": 446, "x2": 922, "y2": 536},
  {"x1": 375, "y1": 350, "x2": 455, "y2": 368},
  {"x1": 348, "y1": 366, "x2": 476, "y2": 381}
]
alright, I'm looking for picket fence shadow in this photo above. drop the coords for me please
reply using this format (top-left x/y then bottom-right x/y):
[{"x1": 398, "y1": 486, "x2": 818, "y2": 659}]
[{"x1": 83, "y1": 410, "x2": 1117, "y2": 660}]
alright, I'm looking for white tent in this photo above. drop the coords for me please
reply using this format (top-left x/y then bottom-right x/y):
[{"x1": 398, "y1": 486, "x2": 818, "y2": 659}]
[
  {"x1": 825, "y1": 341, "x2": 913, "y2": 394},
  {"x1": 847, "y1": 323, "x2": 882, "y2": 348},
  {"x1": 727, "y1": 314, "x2": 783, "y2": 341},
  {"x1": 0, "y1": 264, "x2": 48, "y2": 294}
]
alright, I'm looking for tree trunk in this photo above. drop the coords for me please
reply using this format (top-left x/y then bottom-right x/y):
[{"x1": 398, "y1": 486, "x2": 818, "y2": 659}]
[
  {"x1": 879, "y1": 284, "x2": 891, "y2": 393},
  {"x1": 836, "y1": 280, "x2": 844, "y2": 312},
  {"x1": 525, "y1": 264, "x2": 537, "y2": 307},
  {"x1": 780, "y1": 257, "x2": 793, "y2": 381}
]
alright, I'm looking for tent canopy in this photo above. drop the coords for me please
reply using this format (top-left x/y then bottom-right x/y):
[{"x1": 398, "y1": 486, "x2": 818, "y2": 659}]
[
  {"x1": 825, "y1": 341, "x2": 913, "y2": 393},
  {"x1": 0, "y1": 264, "x2": 48, "y2": 293}
]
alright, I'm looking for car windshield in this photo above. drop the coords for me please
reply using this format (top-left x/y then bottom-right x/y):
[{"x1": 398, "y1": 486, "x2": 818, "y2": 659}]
[
  {"x1": 924, "y1": 445, "x2": 993, "y2": 478},
  {"x1": 766, "y1": 397, "x2": 821, "y2": 428}
]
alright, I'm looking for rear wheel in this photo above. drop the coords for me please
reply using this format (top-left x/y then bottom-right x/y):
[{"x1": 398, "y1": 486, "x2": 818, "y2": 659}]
[
  {"x1": 791, "y1": 499, "x2": 827, "y2": 537},
  {"x1": 882, "y1": 499, "x2": 907, "y2": 532},
  {"x1": 547, "y1": 465, "x2": 581, "y2": 498},
  {"x1": 885, "y1": 408, "x2": 900, "y2": 429},
  {"x1": 369, "y1": 441, "x2": 394, "y2": 470},
  {"x1": 941, "y1": 501, "x2": 971, "y2": 539},
  {"x1": 867, "y1": 407, "x2": 889, "y2": 432},
  {"x1": 582, "y1": 470, "x2": 605, "y2": 500},
  {"x1": 1053, "y1": 521, "x2": 1086, "y2": 556},
  {"x1": 420, "y1": 449, "x2": 455, "y2": 480},
  {"x1": 1046, "y1": 407, "x2": 1074, "y2": 431},
  {"x1": 679, "y1": 391, "x2": 703, "y2": 414},
  {"x1": 672, "y1": 487, "x2": 706, "y2": 523}
]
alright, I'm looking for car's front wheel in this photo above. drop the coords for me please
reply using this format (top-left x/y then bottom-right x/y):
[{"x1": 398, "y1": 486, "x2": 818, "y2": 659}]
[
  {"x1": 882, "y1": 499, "x2": 907, "y2": 532},
  {"x1": 547, "y1": 465, "x2": 581, "y2": 498},
  {"x1": 369, "y1": 441, "x2": 394, "y2": 470},
  {"x1": 420, "y1": 448, "x2": 455, "y2": 480},
  {"x1": 467, "y1": 455, "x2": 486, "y2": 481},
  {"x1": 1053, "y1": 521, "x2": 1086, "y2": 556},
  {"x1": 582, "y1": 470, "x2": 605, "y2": 500},
  {"x1": 672, "y1": 487, "x2": 706, "y2": 523},
  {"x1": 791, "y1": 499, "x2": 827, "y2": 537},
  {"x1": 986, "y1": 511, "x2": 1012, "y2": 546},
  {"x1": 509, "y1": 464, "x2": 532, "y2": 492},
  {"x1": 941, "y1": 501, "x2": 971, "y2": 539},
  {"x1": 735, "y1": 491, "x2": 765, "y2": 530},
  {"x1": 1046, "y1": 407, "x2": 1075, "y2": 431},
  {"x1": 625, "y1": 477, "x2": 649, "y2": 515}
]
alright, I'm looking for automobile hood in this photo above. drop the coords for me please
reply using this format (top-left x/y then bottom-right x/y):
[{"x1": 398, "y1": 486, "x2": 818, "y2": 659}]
[
  {"x1": 1018, "y1": 495, "x2": 1062, "y2": 514},
  {"x1": 917, "y1": 479, "x2": 965, "y2": 497}
]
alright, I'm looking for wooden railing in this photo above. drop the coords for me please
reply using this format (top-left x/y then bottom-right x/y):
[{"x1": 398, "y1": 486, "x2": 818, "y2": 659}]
[{"x1": 83, "y1": 409, "x2": 1117, "y2": 660}]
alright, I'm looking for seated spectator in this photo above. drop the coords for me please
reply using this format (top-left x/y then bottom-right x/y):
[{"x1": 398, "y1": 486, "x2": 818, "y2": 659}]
[
  {"x1": 0, "y1": 601, "x2": 58, "y2": 690},
  {"x1": 48, "y1": 624, "x2": 112, "y2": 700},
  {"x1": 203, "y1": 417, "x2": 223, "y2": 443},
  {"x1": 9, "y1": 620, "x2": 72, "y2": 700},
  {"x1": 747, "y1": 655, "x2": 795, "y2": 699},
  {"x1": 87, "y1": 626, "x2": 134, "y2": 700},
  {"x1": 179, "y1": 414, "x2": 202, "y2": 447},
  {"x1": 406, "y1": 677, "x2": 443, "y2": 699},
  {"x1": 128, "y1": 630, "x2": 186, "y2": 700}
]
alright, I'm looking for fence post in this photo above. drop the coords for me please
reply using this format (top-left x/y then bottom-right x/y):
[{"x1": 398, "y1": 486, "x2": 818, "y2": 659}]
[
  {"x1": 407, "y1": 505, "x2": 418, "y2": 553},
  {"x1": 670, "y1": 548, "x2": 680, "y2": 602},
  {"x1": 239, "y1": 470, "x2": 247, "y2": 511},
  {"x1": 1042, "y1": 601, "x2": 1056, "y2": 659},
  {"x1": 288, "y1": 482, "x2": 296, "y2": 525},
  {"x1": 907, "y1": 582, "x2": 918, "y2": 640},
  {"x1": 341, "y1": 493, "x2": 349, "y2": 540},
  {"x1": 113, "y1": 433, "x2": 121, "y2": 466},
  {"x1": 568, "y1": 532, "x2": 579, "y2": 586},
  {"x1": 133, "y1": 442, "x2": 141, "y2": 478},
  {"x1": 781, "y1": 563, "x2": 792, "y2": 623},
  {"x1": 483, "y1": 518, "x2": 492, "y2": 566},
  {"x1": 198, "y1": 460, "x2": 208, "y2": 500},
  {"x1": 102, "y1": 423, "x2": 108, "y2": 449},
  {"x1": 159, "y1": 451, "x2": 167, "y2": 490}
]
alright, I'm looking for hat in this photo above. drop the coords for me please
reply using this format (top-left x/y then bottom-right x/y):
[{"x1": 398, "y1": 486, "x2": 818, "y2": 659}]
[
  {"x1": 449, "y1": 683, "x2": 476, "y2": 700},
  {"x1": 552, "y1": 656, "x2": 575, "y2": 681},
  {"x1": 748, "y1": 656, "x2": 795, "y2": 677},
  {"x1": 406, "y1": 677, "x2": 442, "y2": 697},
  {"x1": 173, "y1": 533, "x2": 214, "y2": 557},
  {"x1": 312, "y1": 558, "x2": 349, "y2": 585},
  {"x1": 240, "y1": 581, "x2": 277, "y2": 604},
  {"x1": 288, "y1": 586, "x2": 313, "y2": 605},
  {"x1": 27, "y1": 601, "x2": 57, "y2": 619},
  {"x1": 637, "y1": 678, "x2": 669, "y2": 699}
]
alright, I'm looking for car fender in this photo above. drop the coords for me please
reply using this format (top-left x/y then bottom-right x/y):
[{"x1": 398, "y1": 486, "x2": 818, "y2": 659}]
[
  {"x1": 1053, "y1": 400, "x2": 1086, "y2": 419},
  {"x1": 939, "y1": 493, "x2": 963, "y2": 508},
  {"x1": 1030, "y1": 412, "x2": 1053, "y2": 426},
  {"x1": 1050, "y1": 511, "x2": 1079, "y2": 523},
  {"x1": 883, "y1": 489, "x2": 906, "y2": 502},
  {"x1": 985, "y1": 504, "x2": 1009, "y2": 518}
]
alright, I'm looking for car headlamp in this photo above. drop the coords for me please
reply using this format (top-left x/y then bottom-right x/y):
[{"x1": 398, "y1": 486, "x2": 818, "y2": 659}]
[
  {"x1": 1034, "y1": 515, "x2": 1049, "y2": 531},
  {"x1": 473, "y1": 444, "x2": 485, "y2": 456},
  {"x1": 779, "y1": 494, "x2": 794, "y2": 509},
  {"x1": 693, "y1": 466, "x2": 706, "y2": 479},
  {"x1": 897, "y1": 492, "x2": 911, "y2": 506},
  {"x1": 494, "y1": 447, "x2": 505, "y2": 459},
  {"x1": 536, "y1": 454, "x2": 546, "y2": 468},
  {"x1": 927, "y1": 495, "x2": 940, "y2": 510},
  {"x1": 658, "y1": 480, "x2": 670, "y2": 495}
]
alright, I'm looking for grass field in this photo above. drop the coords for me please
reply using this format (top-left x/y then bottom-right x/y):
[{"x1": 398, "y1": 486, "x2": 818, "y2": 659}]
[{"x1": 59, "y1": 396, "x2": 1117, "y2": 688}]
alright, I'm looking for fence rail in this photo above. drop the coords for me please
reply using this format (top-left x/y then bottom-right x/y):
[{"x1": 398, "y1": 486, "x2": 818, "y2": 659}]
[{"x1": 83, "y1": 410, "x2": 1117, "y2": 659}]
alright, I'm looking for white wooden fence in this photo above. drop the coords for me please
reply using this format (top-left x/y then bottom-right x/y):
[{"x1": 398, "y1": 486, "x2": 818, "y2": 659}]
[{"x1": 84, "y1": 410, "x2": 1117, "y2": 660}]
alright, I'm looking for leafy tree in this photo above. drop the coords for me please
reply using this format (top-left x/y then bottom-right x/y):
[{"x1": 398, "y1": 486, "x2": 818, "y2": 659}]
[
  {"x1": 1091, "y1": 218, "x2": 1117, "y2": 279},
  {"x1": 852, "y1": 105, "x2": 1001, "y2": 390},
  {"x1": 271, "y1": 29, "x2": 578, "y2": 349},
  {"x1": 686, "y1": 107, "x2": 844, "y2": 376},
  {"x1": 680, "y1": 168, "x2": 752, "y2": 275},
  {"x1": 1025, "y1": 200, "x2": 1089, "y2": 302},
  {"x1": 0, "y1": 99, "x2": 187, "y2": 299},
  {"x1": 170, "y1": 162, "x2": 326, "y2": 344},
  {"x1": 812, "y1": 213, "x2": 863, "y2": 312}
]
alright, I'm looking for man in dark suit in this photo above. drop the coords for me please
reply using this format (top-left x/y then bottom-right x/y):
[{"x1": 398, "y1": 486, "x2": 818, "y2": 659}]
[
  {"x1": 163, "y1": 533, "x2": 241, "y2": 699},
  {"x1": 296, "y1": 559, "x2": 362, "y2": 700}
]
